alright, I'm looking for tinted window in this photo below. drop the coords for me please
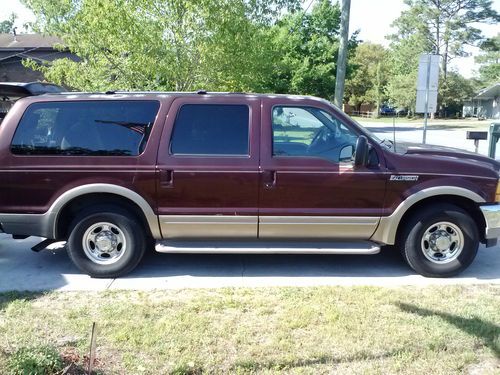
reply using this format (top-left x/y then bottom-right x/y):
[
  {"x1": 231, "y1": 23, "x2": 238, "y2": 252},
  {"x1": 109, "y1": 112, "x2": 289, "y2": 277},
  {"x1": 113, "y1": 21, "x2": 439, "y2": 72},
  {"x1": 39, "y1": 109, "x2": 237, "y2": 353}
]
[
  {"x1": 11, "y1": 100, "x2": 160, "y2": 156},
  {"x1": 170, "y1": 104, "x2": 249, "y2": 155},
  {"x1": 272, "y1": 106, "x2": 358, "y2": 162}
]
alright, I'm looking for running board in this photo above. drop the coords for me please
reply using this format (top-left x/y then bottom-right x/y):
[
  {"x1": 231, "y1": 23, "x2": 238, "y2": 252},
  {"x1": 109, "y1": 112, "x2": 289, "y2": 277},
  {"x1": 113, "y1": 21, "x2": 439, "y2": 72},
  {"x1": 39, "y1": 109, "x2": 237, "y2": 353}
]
[{"x1": 155, "y1": 240, "x2": 381, "y2": 255}]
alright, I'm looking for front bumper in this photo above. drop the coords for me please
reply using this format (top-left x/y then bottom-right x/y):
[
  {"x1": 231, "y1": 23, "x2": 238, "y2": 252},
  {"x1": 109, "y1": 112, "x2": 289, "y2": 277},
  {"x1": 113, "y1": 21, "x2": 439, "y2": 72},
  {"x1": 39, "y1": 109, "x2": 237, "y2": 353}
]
[{"x1": 480, "y1": 204, "x2": 500, "y2": 245}]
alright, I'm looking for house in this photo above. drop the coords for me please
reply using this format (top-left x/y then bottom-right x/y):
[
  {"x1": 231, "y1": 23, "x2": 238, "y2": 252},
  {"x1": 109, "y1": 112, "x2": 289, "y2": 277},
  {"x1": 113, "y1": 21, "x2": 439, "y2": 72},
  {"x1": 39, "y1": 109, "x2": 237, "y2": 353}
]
[
  {"x1": 463, "y1": 83, "x2": 500, "y2": 119},
  {"x1": 0, "y1": 33, "x2": 77, "y2": 82}
]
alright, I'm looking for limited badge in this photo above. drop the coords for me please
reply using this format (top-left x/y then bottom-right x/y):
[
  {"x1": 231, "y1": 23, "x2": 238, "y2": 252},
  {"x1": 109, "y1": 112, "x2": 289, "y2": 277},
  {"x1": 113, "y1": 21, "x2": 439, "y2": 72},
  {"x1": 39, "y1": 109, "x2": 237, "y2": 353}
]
[{"x1": 389, "y1": 175, "x2": 419, "y2": 181}]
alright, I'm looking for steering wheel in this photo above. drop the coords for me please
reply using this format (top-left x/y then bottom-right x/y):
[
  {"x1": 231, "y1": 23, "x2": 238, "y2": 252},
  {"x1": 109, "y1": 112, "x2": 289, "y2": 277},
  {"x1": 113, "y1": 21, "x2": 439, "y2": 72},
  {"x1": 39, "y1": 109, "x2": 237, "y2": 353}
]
[{"x1": 307, "y1": 127, "x2": 329, "y2": 153}]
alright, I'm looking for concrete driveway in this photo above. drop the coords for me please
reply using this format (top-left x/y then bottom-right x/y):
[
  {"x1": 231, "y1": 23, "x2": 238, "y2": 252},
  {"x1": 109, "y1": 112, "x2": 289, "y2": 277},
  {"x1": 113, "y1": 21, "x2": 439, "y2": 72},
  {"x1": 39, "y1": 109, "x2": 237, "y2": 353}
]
[{"x1": 1, "y1": 234, "x2": 499, "y2": 292}]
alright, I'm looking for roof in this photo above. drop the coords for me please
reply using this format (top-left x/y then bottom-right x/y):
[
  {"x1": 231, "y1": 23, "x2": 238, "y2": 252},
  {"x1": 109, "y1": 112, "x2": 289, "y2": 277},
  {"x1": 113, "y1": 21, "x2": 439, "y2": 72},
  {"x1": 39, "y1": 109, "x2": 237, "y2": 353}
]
[
  {"x1": 41, "y1": 91, "x2": 330, "y2": 102},
  {"x1": 0, "y1": 33, "x2": 64, "y2": 50},
  {"x1": 474, "y1": 83, "x2": 500, "y2": 100}
]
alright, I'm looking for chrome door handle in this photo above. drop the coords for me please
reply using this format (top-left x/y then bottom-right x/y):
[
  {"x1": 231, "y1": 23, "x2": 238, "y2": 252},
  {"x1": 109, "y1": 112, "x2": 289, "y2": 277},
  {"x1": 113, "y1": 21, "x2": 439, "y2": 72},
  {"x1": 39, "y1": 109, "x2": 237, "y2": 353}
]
[
  {"x1": 263, "y1": 170, "x2": 276, "y2": 189},
  {"x1": 160, "y1": 169, "x2": 174, "y2": 188}
]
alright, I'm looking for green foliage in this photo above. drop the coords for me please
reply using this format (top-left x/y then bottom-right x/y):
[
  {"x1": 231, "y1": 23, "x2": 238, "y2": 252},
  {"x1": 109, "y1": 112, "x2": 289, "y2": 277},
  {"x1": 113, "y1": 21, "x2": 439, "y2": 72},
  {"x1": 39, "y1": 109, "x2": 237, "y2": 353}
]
[
  {"x1": 385, "y1": 35, "x2": 429, "y2": 112},
  {"x1": 439, "y1": 71, "x2": 476, "y2": 115},
  {"x1": 345, "y1": 42, "x2": 389, "y2": 111},
  {"x1": 0, "y1": 13, "x2": 16, "y2": 34},
  {"x1": 267, "y1": 0, "x2": 358, "y2": 99},
  {"x1": 389, "y1": 0, "x2": 499, "y2": 77},
  {"x1": 7, "y1": 346, "x2": 63, "y2": 375},
  {"x1": 475, "y1": 34, "x2": 500, "y2": 86},
  {"x1": 22, "y1": 0, "x2": 300, "y2": 92}
]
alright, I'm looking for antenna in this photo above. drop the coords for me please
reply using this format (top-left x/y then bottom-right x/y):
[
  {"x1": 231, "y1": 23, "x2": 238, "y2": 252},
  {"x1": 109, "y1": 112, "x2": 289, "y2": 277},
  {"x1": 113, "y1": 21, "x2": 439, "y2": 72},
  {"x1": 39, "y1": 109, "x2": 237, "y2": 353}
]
[{"x1": 393, "y1": 116, "x2": 396, "y2": 149}]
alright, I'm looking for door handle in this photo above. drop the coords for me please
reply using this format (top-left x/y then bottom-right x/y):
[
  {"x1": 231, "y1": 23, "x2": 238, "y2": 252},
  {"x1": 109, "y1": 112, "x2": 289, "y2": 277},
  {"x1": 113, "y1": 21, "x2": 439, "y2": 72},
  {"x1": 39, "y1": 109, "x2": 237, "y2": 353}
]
[
  {"x1": 160, "y1": 169, "x2": 174, "y2": 188},
  {"x1": 263, "y1": 170, "x2": 277, "y2": 189}
]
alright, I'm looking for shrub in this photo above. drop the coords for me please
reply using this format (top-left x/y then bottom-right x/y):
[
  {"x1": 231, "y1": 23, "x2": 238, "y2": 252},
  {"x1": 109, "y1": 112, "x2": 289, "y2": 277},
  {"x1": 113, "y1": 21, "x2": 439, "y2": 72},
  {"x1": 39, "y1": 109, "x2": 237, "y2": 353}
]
[{"x1": 7, "y1": 346, "x2": 63, "y2": 375}]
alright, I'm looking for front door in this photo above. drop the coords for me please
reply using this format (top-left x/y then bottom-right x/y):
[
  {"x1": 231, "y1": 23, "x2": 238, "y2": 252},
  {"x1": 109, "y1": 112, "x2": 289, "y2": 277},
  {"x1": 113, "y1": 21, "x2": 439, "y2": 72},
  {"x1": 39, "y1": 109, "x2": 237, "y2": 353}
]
[
  {"x1": 156, "y1": 96, "x2": 260, "y2": 239},
  {"x1": 259, "y1": 98, "x2": 387, "y2": 239}
]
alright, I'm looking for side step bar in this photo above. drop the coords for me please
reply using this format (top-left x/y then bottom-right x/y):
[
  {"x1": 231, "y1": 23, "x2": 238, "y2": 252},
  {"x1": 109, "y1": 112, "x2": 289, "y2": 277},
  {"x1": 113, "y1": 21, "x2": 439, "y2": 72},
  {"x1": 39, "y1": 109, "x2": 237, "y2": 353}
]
[{"x1": 155, "y1": 241, "x2": 381, "y2": 255}]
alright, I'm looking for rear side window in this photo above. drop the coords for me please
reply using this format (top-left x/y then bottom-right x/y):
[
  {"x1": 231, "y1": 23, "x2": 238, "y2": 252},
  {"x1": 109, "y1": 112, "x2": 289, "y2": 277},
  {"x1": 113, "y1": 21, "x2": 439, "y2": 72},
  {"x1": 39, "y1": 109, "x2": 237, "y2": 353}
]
[
  {"x1": 170, "y1": 104, "x2": 249, "y2": 155},
  {"x1": 11, "y1": 100, "x2": 160, "y2": 156}
]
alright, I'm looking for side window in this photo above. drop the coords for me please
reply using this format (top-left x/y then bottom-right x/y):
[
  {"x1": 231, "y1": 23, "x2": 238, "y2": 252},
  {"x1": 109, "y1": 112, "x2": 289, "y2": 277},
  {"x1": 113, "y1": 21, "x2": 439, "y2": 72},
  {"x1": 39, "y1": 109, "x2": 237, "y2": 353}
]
[
  {"x1": 11, "y1": 100, "x2": 160, "y2": 156},
  {"x1": 170, "y1": 104, "x2": 249, "y2": 155},
  {"x1": 272, "y1": 106, "x2": 358, "y2": 163}
]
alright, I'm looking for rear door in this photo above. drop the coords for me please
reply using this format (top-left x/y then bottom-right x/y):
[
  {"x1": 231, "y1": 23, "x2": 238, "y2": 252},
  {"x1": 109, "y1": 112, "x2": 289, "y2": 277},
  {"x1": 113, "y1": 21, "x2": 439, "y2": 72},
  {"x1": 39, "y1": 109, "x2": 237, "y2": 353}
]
[{"x1": 156, "y1": 95, "x2": 261, "y2": 239}]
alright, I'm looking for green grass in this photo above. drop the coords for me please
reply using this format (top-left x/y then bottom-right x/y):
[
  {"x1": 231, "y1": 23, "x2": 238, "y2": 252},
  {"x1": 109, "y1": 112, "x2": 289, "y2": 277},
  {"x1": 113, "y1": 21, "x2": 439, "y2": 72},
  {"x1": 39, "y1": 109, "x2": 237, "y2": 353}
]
[{"x1": 0, "y1": 286, "x2": 499, "y2": 374}]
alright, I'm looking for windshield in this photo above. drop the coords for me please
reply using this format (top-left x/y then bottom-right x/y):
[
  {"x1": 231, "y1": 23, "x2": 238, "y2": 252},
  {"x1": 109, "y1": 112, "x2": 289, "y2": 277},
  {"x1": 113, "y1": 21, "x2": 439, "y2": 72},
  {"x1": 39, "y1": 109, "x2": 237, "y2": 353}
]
[{"x1": 347, "y1": 115, "x2": 397, "y2": 150}]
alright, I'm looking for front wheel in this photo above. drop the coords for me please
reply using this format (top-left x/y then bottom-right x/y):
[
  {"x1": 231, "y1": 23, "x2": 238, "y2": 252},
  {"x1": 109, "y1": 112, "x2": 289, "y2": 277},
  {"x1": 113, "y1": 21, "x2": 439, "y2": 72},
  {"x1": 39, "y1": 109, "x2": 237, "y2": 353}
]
[
  {"x1": 399, "y1": 204, "x2": 479, "y2": 277},
  {"x1": 67, "y1": 206, "x2": 147, "y2": 278}
]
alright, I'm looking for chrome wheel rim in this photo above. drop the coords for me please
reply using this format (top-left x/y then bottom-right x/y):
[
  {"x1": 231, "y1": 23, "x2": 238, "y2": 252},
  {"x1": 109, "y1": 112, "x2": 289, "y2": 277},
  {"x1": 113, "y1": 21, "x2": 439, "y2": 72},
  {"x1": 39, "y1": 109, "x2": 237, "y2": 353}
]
[
  {"x1": 421, "y1": 221, "x2": 464, "y2": 264},
  {"x1": 82, "y1": 222, "x2": 126, "y2": 265}
]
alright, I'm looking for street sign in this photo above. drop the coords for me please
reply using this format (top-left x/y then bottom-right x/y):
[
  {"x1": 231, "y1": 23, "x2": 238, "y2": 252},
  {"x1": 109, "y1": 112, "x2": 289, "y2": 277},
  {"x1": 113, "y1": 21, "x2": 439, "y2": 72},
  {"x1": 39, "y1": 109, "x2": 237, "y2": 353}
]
[
  {"x1": 416, "y1": 90, "x2": 438, "y2": 113},
  {"x1": 415, "y1": 54, "x2": 440, "y2": 144},
  {"x1": 416, "y1": 54, "x2": 440, "y2": 113}
]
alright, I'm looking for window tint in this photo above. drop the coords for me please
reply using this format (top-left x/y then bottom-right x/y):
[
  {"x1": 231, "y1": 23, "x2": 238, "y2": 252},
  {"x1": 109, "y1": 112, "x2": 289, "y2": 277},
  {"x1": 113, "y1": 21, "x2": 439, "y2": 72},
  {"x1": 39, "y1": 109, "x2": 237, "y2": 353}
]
[
  {"x1": 272, "y1": 106, "x2": 358, "y2": 162},
  {"x1": 11, "y1": 100, "x2": 160, "y2": 156},
  {"x1": 170, "y1": 104, "x2": 249, "y2": 155}
]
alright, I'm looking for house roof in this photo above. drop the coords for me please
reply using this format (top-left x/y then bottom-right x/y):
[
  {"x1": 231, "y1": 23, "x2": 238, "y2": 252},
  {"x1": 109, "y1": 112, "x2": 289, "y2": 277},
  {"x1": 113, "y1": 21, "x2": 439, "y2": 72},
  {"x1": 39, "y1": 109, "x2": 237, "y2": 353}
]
[
  {"x1": 0, "y1": 33, "x2": 63, "y2": 50},
  {"x1": 474, "y1": 83, "x2": 500, "y2": 100}
]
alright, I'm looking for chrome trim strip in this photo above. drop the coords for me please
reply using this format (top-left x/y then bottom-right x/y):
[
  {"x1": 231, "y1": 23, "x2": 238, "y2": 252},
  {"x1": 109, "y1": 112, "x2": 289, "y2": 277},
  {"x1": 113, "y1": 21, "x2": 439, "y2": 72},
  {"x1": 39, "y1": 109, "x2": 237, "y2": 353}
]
[
  {"x1": 371, "y1": 186, "x2": 486, "y2": 245},
  {"x1": 479, "y1": 204, "x2": 500, "y2": 239},
  {"x1": 259, "y1": 216, "x2": 379, "y2": 239},
  {"x1": 155, "y1": 240, "x2": 380, "y2": 254},
  {"x1": 160, "y1": 215, "x2": 258, "y2": 239}
]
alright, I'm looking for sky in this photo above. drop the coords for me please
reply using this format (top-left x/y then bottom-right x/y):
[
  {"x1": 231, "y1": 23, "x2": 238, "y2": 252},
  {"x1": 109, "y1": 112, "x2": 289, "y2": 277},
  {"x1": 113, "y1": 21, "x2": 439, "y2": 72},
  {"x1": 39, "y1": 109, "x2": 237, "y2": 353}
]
[{"x1": 1, "y1": 0, "x2": 499, "y2": 78}]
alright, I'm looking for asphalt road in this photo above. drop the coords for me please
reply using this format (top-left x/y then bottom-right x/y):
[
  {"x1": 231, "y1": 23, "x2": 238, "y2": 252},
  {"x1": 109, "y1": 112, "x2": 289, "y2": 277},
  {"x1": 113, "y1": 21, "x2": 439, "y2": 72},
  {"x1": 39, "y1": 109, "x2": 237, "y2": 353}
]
[{"x1": 1, "y1": 234, "x2": 499, "y2": 292}]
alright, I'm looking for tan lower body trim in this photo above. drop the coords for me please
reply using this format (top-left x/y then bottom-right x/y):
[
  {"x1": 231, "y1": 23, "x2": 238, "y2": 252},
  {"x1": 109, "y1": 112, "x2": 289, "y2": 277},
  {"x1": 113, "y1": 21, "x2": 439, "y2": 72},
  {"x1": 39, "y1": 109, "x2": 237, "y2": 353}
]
[
  {"x1": 259, "y1": 216, "x2": 379, "y2": 239},
  {"x1": 159, "y1": 215, "x2": 380, "y2": 240},
  {"x1": 159, "y1": 215, "x2": 258, "y2": 239}
]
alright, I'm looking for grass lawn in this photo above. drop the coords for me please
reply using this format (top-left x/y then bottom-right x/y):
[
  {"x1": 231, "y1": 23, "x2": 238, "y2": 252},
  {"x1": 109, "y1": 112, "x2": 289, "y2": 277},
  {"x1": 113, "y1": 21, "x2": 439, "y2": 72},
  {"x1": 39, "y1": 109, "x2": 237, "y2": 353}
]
[{"x1": 0, "y1": 286, "x2": 499, "y2": 374}]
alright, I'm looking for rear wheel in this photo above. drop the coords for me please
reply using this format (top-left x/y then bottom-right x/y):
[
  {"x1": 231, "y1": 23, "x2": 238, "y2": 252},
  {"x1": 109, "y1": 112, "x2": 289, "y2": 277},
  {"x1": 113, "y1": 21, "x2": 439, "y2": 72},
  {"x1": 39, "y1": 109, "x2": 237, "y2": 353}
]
[
  {"x1": 66, "y1": 206, "x2": 147, "y2": 278},
  {"x1": 399, "y1": 204, "x2": 479, "y2": 277}
]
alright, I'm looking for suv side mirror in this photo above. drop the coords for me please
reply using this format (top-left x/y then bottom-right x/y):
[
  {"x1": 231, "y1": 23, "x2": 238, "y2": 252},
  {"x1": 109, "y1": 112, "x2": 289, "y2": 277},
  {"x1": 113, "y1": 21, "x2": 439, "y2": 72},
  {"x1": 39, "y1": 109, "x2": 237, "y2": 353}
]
[{"x1": 354, "y1": 135, "x2": 369, "y2": 167}]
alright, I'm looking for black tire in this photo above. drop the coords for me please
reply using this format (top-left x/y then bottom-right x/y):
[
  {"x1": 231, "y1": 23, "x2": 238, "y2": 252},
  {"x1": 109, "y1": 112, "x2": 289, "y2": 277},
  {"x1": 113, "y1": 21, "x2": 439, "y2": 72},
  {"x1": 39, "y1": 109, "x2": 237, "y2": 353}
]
[
  {"x1": 66, "y1": 205, "x2": 147, "y2": 278},
  {"x1": 399, "y1": 203, "x2": 479, "y2": 278}
]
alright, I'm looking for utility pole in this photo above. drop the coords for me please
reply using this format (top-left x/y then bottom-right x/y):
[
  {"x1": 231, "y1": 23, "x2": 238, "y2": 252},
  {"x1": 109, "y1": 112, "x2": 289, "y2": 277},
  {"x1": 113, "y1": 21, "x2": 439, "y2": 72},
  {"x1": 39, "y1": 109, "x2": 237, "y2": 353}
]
[{"x1": 334, "y1": 0, "x2": 351, "y2": 109}]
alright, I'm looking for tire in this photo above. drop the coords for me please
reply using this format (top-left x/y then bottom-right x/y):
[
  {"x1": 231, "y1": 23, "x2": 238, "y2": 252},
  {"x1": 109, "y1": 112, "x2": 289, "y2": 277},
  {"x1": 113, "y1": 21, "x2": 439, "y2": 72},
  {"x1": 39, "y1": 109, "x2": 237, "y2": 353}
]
[
  {"x1": 399, "y1": 203, "x2": 479, "y2": 278},
  {"x1": 66, "y1": 205, "x2": 147, "y2": 278}
]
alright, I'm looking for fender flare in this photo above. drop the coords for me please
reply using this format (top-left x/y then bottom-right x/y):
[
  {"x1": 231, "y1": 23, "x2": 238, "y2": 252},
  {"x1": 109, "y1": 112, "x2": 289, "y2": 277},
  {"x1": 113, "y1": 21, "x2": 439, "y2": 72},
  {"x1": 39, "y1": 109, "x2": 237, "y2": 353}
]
[{"x1": 371, "y1": 186, "x2": 485, "y2": 245}]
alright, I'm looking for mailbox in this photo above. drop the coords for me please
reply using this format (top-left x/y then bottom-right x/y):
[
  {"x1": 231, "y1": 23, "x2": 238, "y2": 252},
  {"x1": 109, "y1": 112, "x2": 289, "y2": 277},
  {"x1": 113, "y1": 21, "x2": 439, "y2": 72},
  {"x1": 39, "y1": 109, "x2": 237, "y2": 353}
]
[{"x1": 467, "y1": 131, "x2": 488, "y2": 154}]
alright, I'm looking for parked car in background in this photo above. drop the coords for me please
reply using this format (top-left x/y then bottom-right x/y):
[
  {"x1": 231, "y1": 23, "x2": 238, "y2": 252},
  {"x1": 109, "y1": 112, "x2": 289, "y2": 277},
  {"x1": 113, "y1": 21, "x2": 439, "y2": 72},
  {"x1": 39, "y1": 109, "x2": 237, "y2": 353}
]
[
  {"x1": 0, "y1": 91, "x2": 499, "y2": 279},
  {"x1": 379, "y1": 104, "x2": 396, "y2": 116}
]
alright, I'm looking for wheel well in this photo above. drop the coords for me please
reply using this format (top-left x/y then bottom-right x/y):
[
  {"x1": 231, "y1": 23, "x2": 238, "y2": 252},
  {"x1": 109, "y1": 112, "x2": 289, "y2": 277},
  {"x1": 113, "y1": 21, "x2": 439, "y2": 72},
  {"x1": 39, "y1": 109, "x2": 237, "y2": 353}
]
[
  {"x1": 395, "y1": 195, "x2": 486, "y2": 245},
  {"x1": 56, "y1": 193, "x2": 153, "y2": 240}
]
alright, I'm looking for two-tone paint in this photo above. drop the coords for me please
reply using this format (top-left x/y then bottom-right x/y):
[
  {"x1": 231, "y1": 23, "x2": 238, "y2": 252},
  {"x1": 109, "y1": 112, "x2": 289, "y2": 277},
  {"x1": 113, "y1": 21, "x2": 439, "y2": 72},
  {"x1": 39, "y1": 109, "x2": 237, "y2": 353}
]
[{"x1": 0, "y1": 92, "x2": 499, "y2": 248}]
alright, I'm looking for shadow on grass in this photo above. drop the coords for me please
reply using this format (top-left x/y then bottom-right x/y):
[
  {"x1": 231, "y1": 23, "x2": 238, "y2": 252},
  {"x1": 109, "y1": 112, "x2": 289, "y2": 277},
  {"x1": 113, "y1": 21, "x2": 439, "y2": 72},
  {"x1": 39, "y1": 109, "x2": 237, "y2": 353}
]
[
  {"x1": 0, "y1": 291, "x2": 44, "y2": 312},
  {"x1": 397, "y1": 303, "x2": 500, "y2": 358},
  {"x1": 233, "y1": 348, "x2": 407, "y2": 372}
]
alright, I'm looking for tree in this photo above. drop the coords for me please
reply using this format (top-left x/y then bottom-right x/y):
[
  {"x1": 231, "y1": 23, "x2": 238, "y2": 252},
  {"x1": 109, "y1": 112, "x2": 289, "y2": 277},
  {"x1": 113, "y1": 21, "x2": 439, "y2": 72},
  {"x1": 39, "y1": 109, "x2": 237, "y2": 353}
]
[
  {"x1": 439, "y1": 70, "x2": 476, "y2": 116},
  {"x1": 0, "y1": 13, "x2": 16, "y2": 33},
  {"x1": 22, "y1": 0, "x2": 299, "y2": 92},
  {"x1": 267, "y1": 0, "x2": 358, "y2": 99},
  {"x1": 390, "y1": 0, "x2": 499, "y2": 80},
  {"x1": 345, "y1": 42, "x2": 389, "y2": 114},
  {"x1": 385, "y1": 35, "x2": 431, "y2": 114},
  {"x1": 475, "y1": 33, "x2": 500, "y2": 86}
]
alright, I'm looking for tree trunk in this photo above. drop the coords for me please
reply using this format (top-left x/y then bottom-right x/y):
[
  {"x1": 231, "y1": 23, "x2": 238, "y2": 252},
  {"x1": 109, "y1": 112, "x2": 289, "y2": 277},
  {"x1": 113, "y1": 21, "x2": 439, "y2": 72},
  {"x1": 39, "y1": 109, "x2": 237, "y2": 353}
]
[{"x1": 334, "y1": 0, "x2": 351, "y2": 109}]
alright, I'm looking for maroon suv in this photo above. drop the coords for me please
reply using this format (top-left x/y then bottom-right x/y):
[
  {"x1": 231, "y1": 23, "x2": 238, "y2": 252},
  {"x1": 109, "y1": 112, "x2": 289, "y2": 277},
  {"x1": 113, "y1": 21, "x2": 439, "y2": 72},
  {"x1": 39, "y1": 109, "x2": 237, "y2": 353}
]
[{"x1": 0, "y1": 91, "x2": 499, "y2": 278}]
